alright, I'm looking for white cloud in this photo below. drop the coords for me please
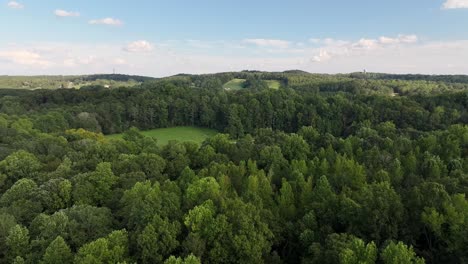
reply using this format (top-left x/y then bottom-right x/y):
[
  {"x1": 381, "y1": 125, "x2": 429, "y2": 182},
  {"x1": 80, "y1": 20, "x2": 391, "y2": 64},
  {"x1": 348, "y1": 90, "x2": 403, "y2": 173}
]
[
  {"x1": 379, "y1": 34, "x2": 418, "y2": 44},
  {"x1": 55, "y1": 9, "x2": 80, "y2": 17},
  {"x1": 123, "y1": 41, "x2": 154, "y2": 53},
  {"x1": 351, "y1": 35, "x2": 417, "y2": 50},
  {"x1": 63, "y1": 58, "x2": 77, "y2": 67},
  {"x1": 397, "y1": 34, "x2": 418, "y2": 43},
  {"x1": 1, "y1": 36, "x2": 468, "y2": 76},
  {"x1": 354, "y1": 38, "x2": 379, "y2": 49},
  {"x1": 308, "y1": 34, "x2": 419, "y2": 64},
  {"x1": 78, "y1": 56, "x2": 96, "y2": 65},
  {"x1": 114, "y1": 58, "x2": 127, "y2": 65},
  {"x1": 243, "y1": 39, "x2": 291, "y2": 49},
  {"x1": 0, "y1": 50, "x2": 52, "y2": 66},
  {"x1": 89, "y1": 18, "x2": 123, "y2": 26},
  {"x1": 378, "y1": 36, "x2": 399, "y2": 45},
  {"x1": 312, "y1": 50, "x2": 331, "y2": 62},
  {"x1": 62, "y1": 56, "x2": 98, "y2": 67},
  {"x1": 309, "y1": 38, "x2": 344, "y2": 46},
  {"x1": 7, "y1": 1, "x2": 24, "y2": 9},
  {"x1": 443, "y1": 0, "x2": 468, "y2": 9}
]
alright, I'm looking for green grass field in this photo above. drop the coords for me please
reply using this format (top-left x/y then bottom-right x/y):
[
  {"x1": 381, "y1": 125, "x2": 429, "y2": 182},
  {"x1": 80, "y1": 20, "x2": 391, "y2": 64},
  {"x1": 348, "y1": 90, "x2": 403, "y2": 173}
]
[
  {"x1": 223, "y1": 78, "x2": 246, "y2": 90},
  {"x1": 223, "y1": 79, "x2": 281, "y2": 90},
  {"x1": 106, "y1": 126, "x2": 218, "y2": 145},
  {"x1": 265, "y1": 80, "x2": 281, "y2": 90}
]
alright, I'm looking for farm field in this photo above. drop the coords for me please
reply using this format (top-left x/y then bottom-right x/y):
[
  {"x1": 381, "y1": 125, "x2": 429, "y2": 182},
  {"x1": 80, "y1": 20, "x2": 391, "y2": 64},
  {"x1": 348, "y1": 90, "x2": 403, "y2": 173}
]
[{"x1": 106, "y1": 126, "x2": 218, "y2": 145}]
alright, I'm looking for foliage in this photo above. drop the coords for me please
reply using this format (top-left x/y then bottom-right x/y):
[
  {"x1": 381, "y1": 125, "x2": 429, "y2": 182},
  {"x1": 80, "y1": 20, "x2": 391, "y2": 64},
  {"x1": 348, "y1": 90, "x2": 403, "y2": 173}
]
[{"x1": 0, "y1": 71, "x2": 466, "y2": 263}]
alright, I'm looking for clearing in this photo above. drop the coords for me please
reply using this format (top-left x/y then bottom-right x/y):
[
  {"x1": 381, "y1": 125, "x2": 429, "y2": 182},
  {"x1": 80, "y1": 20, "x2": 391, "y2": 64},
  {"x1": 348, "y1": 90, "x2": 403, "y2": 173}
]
[
  {"x1": 222, "y1": 79, "x2": 281, "y2": 90},
  {"x1": 223, "y1": 79, "x2": 246, "y2": 90},
  {"x1": 106, "y1": 126, "x2": 218, "y2": 145}
]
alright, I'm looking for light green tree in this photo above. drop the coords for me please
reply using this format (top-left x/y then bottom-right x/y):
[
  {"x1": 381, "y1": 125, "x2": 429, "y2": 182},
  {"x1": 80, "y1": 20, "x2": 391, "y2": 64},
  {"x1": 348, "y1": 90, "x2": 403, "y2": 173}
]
[
  {"x1": 381, "y1": 241, "x2": 424, "y2": 264},
  {"x1": 164, "y1": 254, "x2": 201, "y2": 264},
  {"x1": 40, "y1": 236, "x2": 73, "y2": 264},
  {"x1": 137, "y1": 215, "x2": 181, "y2": 263},
  {"x1": 339, "y1": 237, "x2": 377, "y2": 264},
  {"x1": 74, "y1": 230, "x2": 129, "y2": 264},
  {"x1": 6, "y1": 225, "x2": 30, "y2": 261}
]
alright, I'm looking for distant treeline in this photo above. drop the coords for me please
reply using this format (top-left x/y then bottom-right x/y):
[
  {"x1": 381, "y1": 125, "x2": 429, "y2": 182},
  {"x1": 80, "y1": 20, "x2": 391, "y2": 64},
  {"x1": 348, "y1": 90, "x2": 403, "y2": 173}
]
[
  {"x1": 81, "y1": 74, "x2": 156, "y2": 83},
  {"x1": 0, "y1": 71, "x2": 466, "y2": 137},
  {"x1": 349, "y1": 72, "x2": 468, "y2": 84},
  {"x1": 0, "y1": 74, "x2": 154, "y2": 90}
]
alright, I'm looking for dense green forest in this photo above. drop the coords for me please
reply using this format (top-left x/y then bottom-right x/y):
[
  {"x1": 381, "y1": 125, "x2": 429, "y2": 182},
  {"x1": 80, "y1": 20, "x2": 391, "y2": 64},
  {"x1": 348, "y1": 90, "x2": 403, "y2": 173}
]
[{"x1": 0, "y1": 71, "x2": 466, "y2": 263}]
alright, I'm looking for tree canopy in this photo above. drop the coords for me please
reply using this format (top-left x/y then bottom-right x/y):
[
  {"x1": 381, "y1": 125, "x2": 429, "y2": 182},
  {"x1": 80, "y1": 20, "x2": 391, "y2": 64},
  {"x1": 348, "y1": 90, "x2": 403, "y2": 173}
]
[{"x1": 0, "y1": 71, "x2": 466, "y2": 263}]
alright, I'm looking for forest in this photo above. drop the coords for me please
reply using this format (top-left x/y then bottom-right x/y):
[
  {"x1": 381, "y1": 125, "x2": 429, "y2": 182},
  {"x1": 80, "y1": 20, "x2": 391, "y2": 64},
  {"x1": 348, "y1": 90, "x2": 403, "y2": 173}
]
[
  {"x1": 0, "y1": 71, "x2": 466, "y2": 264},
  {"x1": 0, "y1": 74, "x2": 153, "y2": 90}
]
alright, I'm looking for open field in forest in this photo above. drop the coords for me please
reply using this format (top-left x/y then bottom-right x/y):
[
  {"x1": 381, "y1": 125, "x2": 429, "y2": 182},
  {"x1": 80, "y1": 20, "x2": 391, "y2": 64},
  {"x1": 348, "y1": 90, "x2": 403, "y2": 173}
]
[
  {"x1": 223, "y1": 79, "x2": 281, "y2": 90},
  {"x1": 265, "y1": 80, "x2": 281, "y2": 90},
  {"x1": 223, "y1": 79, "x2": 246, "y2": 90},
  {"x1": 106, "y1": 126, "x2": 218, "y2": 145}
]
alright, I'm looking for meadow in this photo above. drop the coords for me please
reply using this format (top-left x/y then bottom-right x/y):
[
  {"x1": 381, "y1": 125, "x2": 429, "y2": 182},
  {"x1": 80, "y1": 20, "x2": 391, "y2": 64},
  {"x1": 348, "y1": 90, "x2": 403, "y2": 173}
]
[
  {"x1": 106, "y1": 126, "x2": 218, "y2": 145},
  {"x1": 265, "y1": 80, "x2": 281, "y2": 90},
  {"x1": 222, "y1": 78, "x2": 246, "y2": 90},
  {"x1": 223, "y1": 78, "x2": 281, "y2": 90}
]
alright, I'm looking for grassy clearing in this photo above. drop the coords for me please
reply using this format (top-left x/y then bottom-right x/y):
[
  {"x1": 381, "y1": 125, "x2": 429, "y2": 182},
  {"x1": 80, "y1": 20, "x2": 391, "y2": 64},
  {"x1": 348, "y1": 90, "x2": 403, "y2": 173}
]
[
  {"x1": 223, "y1": 79, "x2": 246, "y2": 90},
  {"x1": 223, "y1": 79, "x2": 281, "y2": 90},
  {"x1": 106, "y1": 126, "x2": 218, "y2": 145},
  {"x1": 265, "y1": 80, "x2": 281, "y2": 90}
]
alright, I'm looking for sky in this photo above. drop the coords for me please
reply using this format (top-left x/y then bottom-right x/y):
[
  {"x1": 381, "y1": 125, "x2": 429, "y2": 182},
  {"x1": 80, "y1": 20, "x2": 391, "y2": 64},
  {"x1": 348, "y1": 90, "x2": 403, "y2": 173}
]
[{"x1": 1, "y1": 0, "x2": 468, "y2": 77}]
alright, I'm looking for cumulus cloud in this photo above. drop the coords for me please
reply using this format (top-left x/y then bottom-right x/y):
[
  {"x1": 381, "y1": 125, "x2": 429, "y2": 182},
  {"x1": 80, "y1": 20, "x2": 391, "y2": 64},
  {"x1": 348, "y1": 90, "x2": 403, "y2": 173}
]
[
  {"x1": 62, "y1": 56, "x2": 96, "y2": 67},
  {"x1": 7, "y1": 1, "x2": 24, "y2": 9},
  {"x1": 354, "y1": 38, "x2": 379, "y2": 49},
  {"x1": 243, "y1": 39, "x2": 291, "y2": 49},
  {"x1": 1, "y1": 36, "x2": 467, "y2": 76},
  {"x1": 89, "y1": 18, "x2": 123, "y2": 26},
  {"x1": 352, "y1": 35, "x2": 417, "y2": 50},
  {"x1": 114, "y1": 58, "x2": 127, "y2": 65},
  {"x1": 443, "y1": 0, "x2": 468, "y2": 9},
  {"x1": 308, "y1": 34, "x2": 419, "y2": 63},
  {"x1": 312, "y1": 50, "x2": 332, "y2": 62},
  {"x1": 123, "y1": 41, "x2": 154, "y2": 53},
  {"x1": 379, "y1": 34, "x2": 418, "y2": 44},
  {"x1": 0, "y1": 50, "x2": 51, "y2": 66},
  {"x1": 55, "y1": 9, "x2": 80, "y2": 17}
]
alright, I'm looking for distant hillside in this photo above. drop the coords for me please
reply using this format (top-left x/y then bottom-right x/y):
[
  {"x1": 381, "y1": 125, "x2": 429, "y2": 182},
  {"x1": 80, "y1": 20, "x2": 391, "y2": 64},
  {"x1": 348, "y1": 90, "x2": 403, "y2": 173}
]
[
  {"x1": 2, "y1": 71, "x2": 468, "y2": 96},
  {"x1": 81, "y1": 74, "x2": 156, "y2": 83},
  {"x1": 282, "y1": 70, "x2": 311, "y2": 74},
  {"x1": 349, "y1": 72, "x2": 468, "y2": 84},
  {"x1": 0, "y1": 74, "x2": 156, "y2": 90}
]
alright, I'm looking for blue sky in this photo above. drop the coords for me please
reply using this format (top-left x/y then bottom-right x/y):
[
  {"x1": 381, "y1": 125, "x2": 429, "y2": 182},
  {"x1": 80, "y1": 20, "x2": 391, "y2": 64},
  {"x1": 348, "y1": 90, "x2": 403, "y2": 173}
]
[{"x1": 1, "y1": 0, "x2": 468, "y2": 76}]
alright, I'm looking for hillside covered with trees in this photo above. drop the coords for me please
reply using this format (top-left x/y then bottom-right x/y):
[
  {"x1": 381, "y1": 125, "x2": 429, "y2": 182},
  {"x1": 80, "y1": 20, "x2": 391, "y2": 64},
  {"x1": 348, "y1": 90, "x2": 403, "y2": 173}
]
[
  {"x1": 0, "y1": 71, "x2": 466, "y2": 263},
  {"x1": 0, "y1": 74, "x2": 154, "y2": 90}
]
